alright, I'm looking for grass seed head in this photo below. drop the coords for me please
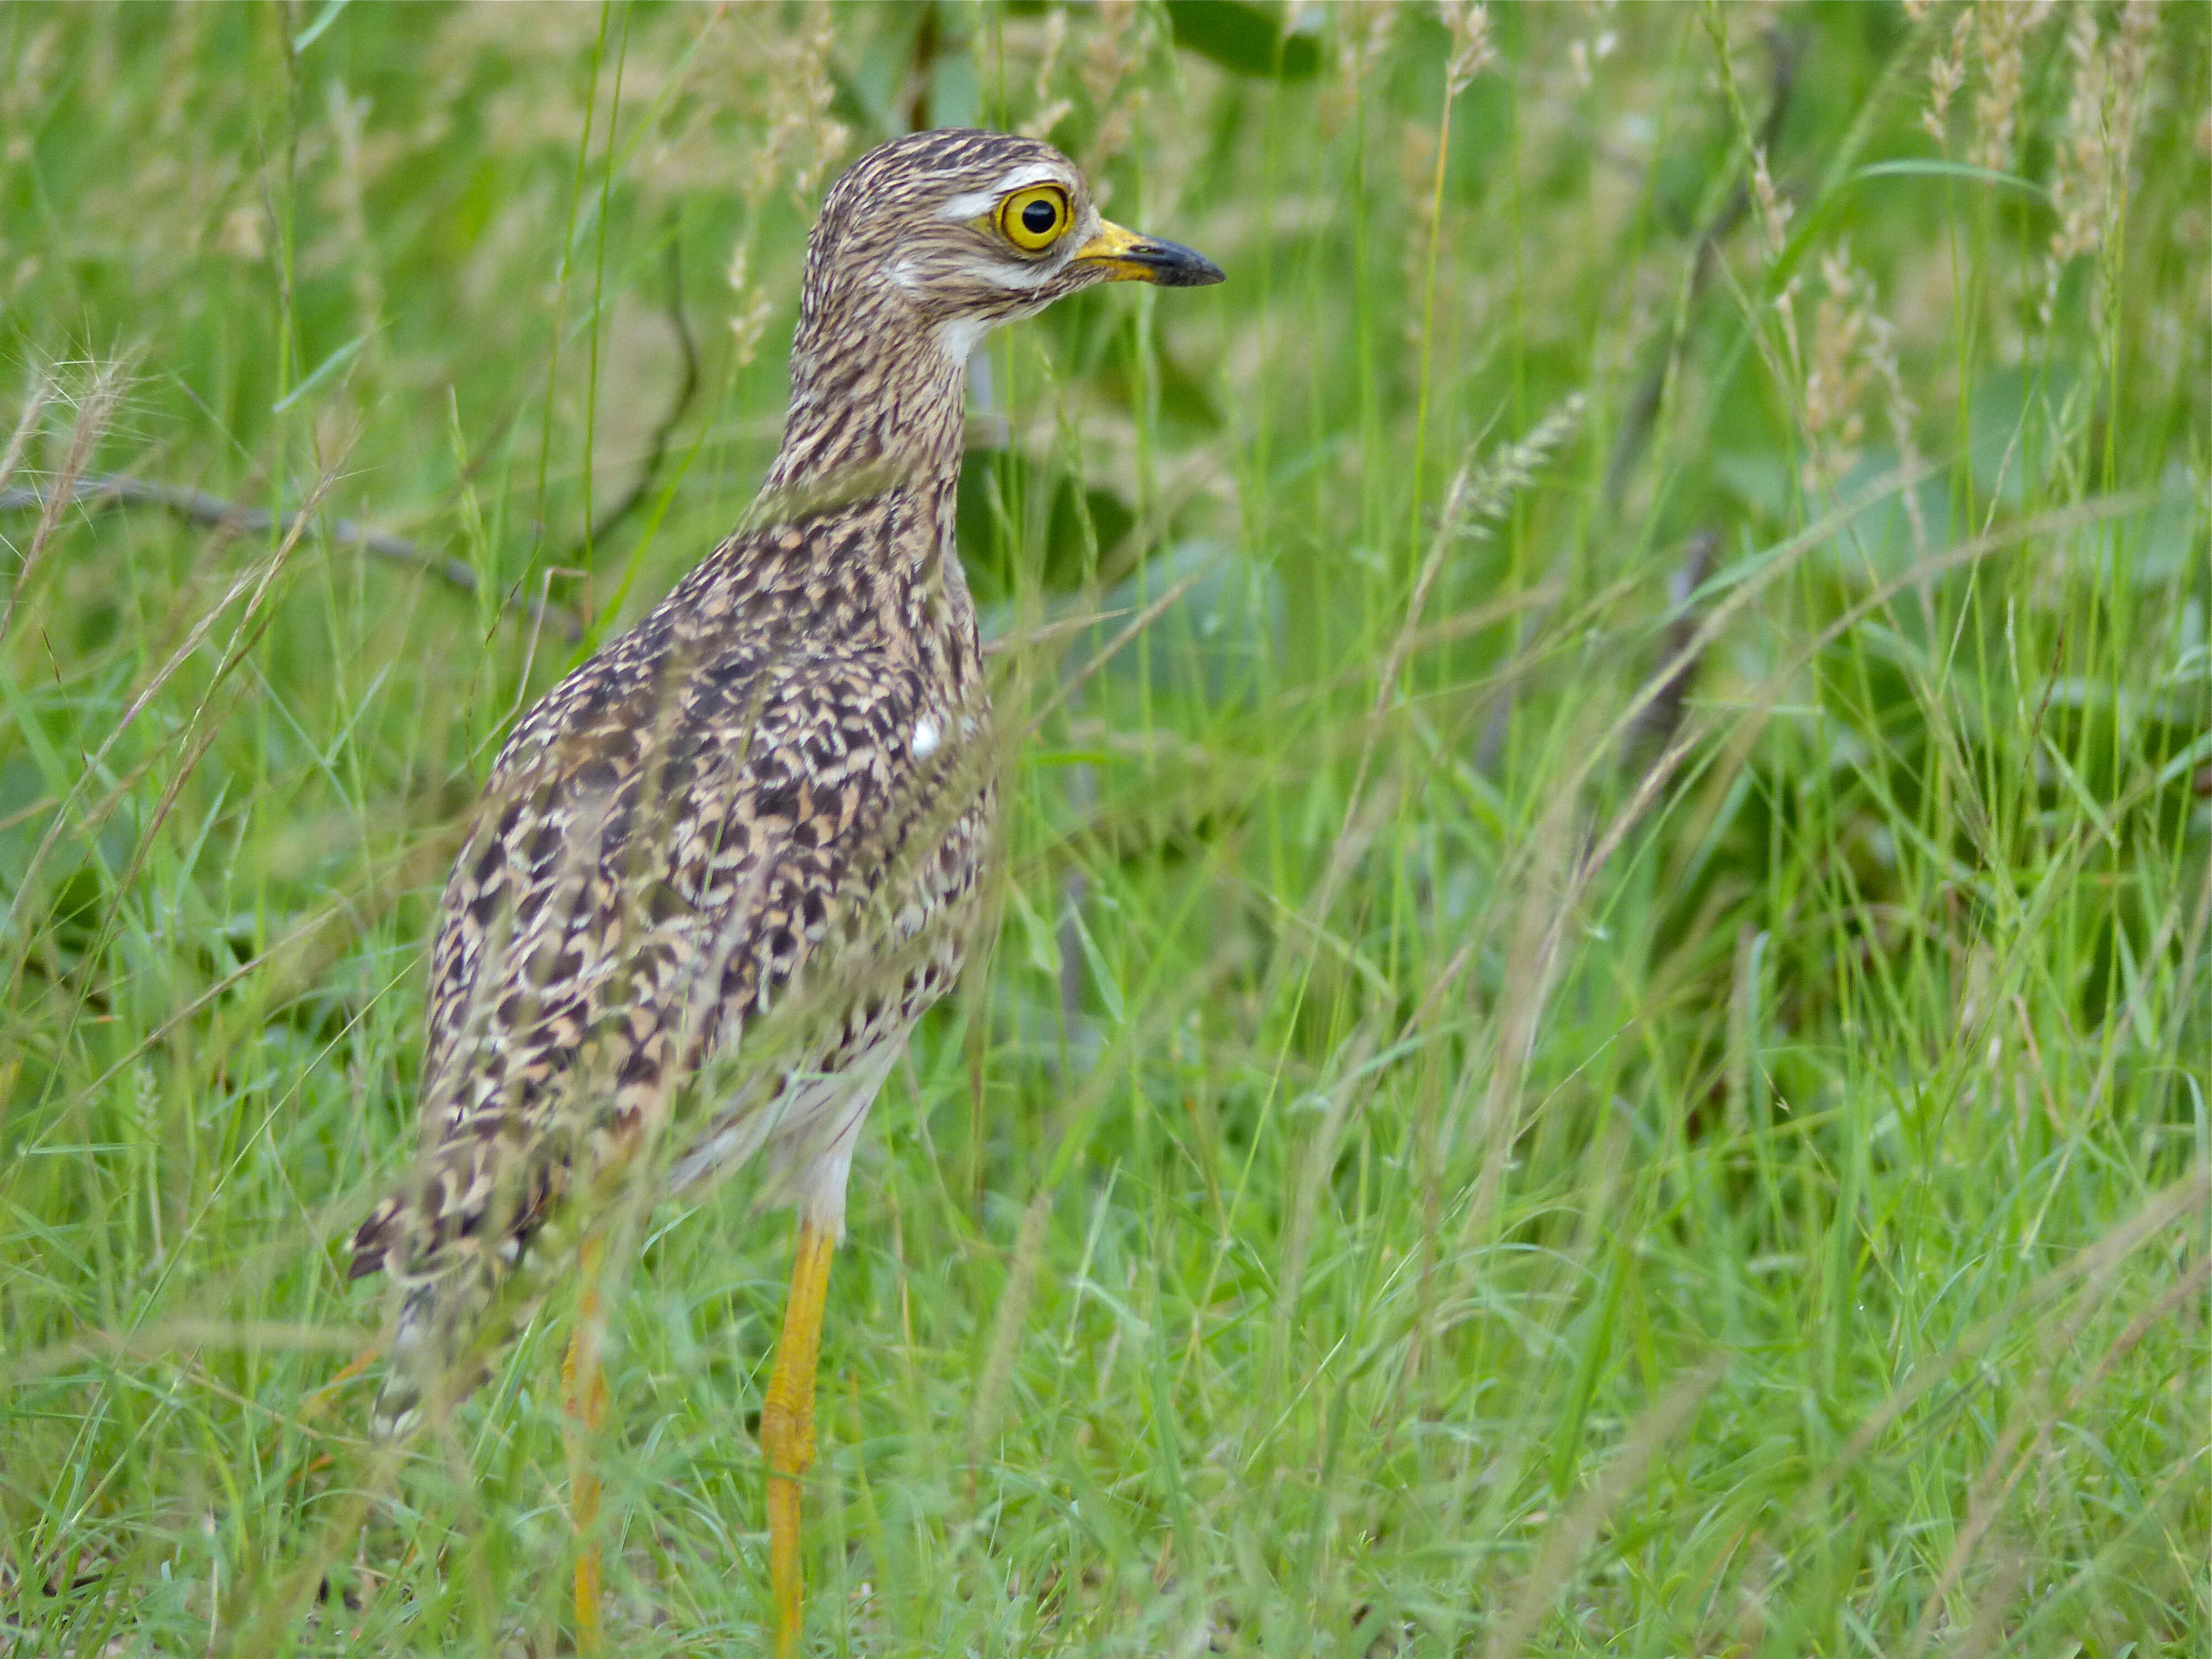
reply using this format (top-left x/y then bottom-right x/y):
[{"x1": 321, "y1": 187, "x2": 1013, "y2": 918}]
[
  {"x1": 1079, "y1": 0, "x2": 1150, "y2": 175},
  {"x1": 748, "y1": 0, "x2": 848, "y2": 212},
  {"x1": 1969, "y1": 0, "x2": 2054, "y2": 176},
  {"x1": 1018, "y1": 8, "x2": 1074, "y2": 142},
  {"x1": 2042, "y1": 1, "x2": 2162, "y2": 330},
  {"x1": 1802, "y1": 244, "x2": 1874, "y2": 484},
  {"x1": 1923, "y1": 7, "x2": 1973, "y2": 144},
  {"x1": 1751, "y1": 143, "x2": 1792, "y2": 257},
  {"x1": 724, "y1": 242, "x2": 774, "y2": 370},
  {"x1": 1441, "y1": 2, "x2": 1498, "y2": 98}
]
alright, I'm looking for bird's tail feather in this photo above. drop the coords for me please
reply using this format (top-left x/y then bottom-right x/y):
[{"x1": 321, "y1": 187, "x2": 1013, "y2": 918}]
[
  {"x1": 364, "y1": 1141, "x2": 585, "y2": 1440},
  {"x1": 368, "y1": 1209, "x2": 576, "y2": 1441}
]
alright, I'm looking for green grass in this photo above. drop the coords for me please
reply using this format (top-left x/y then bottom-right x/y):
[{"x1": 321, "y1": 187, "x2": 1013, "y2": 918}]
[{"x1": 2, "y1": 2, "x2": 2207, "y2": 1653}]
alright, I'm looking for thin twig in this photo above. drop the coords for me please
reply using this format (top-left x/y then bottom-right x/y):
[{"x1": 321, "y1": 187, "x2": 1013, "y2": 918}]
[
  {"x1": 1474, "y1": 23, "x2": 1794, "y2": 773},
  {"x1": 1624, "y1": 528, "x2": 1719, "y2": 762},
  {"x1": 0, "y1": 470, "x2": 471, "y2": 585},
  {"x1": 1601, "y1": 24, "x2": 1800, "y2": 512},
  {"x1": 0, "y1": 470, "x2": 584, "y2": 641},
  {"x1": 563, "y1": 214, "x2": 703, "y2": 566}
]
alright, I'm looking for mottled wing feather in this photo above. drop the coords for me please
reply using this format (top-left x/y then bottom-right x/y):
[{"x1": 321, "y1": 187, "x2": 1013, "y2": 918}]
[
  {"x1": 349, "y1": 499, "x2": 990, "y2": 1438},
  {"x1": 358, "y1": 648, "x2": 927, "y2": 1271}
]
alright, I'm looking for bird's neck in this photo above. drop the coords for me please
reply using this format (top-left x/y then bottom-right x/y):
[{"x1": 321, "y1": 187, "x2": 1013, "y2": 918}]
[
  {"x1": 764, "y1": 301, "x2": 969, "y2": 499},
  {"x1": 723, "y1": 294, "x2": 982, "y2": 700}
]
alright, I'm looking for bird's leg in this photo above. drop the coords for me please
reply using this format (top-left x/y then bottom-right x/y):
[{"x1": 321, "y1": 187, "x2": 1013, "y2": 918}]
[
  {"x1": 564, "y1": 1233, "x2": 611, "y2": 1656},
  {"x1": 761, "y1": 1219, "x2": 836, "y2": 1659},
  {"x1": 296, "y1": 1343, "x2": 379, "y2": 1422}
]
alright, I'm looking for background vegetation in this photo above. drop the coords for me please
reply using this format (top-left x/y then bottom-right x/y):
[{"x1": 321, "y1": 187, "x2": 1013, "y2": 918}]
[{"x1": 1, "y1": 2, "x2": 2206, "y2": 1653}]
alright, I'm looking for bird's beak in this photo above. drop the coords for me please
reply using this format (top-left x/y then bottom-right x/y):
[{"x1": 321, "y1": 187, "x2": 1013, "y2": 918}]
[{"x1": 1071, "y1": 220, "x2": 1225, "y2": 288}]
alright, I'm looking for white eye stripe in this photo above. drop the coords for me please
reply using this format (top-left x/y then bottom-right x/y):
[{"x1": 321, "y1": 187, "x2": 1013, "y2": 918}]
[
  {"x1": 988, "y1": 160, "x2": 1072, "y2": 197},
  {"x1": 935, "y1": 163, "x2": 1073, "y2": 223},
  {"x1": 936, "y1": 189, "x2": 1002, "y2": 222}
]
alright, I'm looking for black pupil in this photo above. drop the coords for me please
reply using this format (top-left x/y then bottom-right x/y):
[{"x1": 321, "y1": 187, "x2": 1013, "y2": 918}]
[{"x1": 1021, "y1": 199, "x2": 1058, "y2": 236}]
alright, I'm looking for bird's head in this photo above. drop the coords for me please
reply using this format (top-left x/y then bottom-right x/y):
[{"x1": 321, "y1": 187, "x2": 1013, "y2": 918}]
[{"x1": 798, "y1": 128, "x2": 1224, "y2": 365}]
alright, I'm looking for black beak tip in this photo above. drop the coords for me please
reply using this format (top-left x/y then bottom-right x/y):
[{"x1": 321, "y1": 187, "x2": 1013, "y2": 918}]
[
  {"x1": 1139, "y1": 237, "x2": 1226, "y2": 288},
  {"x1": 1166, "y1": 253, "x2": 1227, "y2": 289}
]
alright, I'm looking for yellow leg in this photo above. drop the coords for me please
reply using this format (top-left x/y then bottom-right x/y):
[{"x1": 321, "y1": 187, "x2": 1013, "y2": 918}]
[
  {"x1": 761, "y1": 1220, "x2": 836, "y2": 1659},
  {"x1": 564, "y1": 1234, "x2": 610, "y2": 1657},
  {"x1": 296, "y1": 1343, "x2": 379, "y2": 1423}
]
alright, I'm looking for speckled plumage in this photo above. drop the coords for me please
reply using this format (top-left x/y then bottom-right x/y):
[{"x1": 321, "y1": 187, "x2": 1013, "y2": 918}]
[{"x1": 349, "y1": 128, "x2": 1219, "y2": 1440}]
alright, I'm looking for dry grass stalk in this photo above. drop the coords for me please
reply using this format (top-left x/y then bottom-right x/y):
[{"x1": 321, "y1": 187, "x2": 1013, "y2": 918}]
[
  {"x1": 1453, "y1": 763, "x2": 1578, "y2": 1238},
  {"x1": 2042, "y1": 0, "x2": 2161, "y2": 330},
  {"x1": 1440, "y1": 1, "x2": 1497, "y2": 98},
  {"x1": 724, "y1": 241, "x2": 774, "y2": 369},
  {"x1": 1969, "y1": 0, "x2": 2053, "y2": 176},
  {"x1": 1080, "y1": 0, "x2": 1149, "y2": 178},
  {"x1": 2051, "y1": 5, "x2": 2115, "y2": 267},
  {"x1": 1802, "y1": 245, "x2": 1873, "y2": 477},
  {"x1": 1567, "y1": 11, "x2": 1619, "y2": 92},
  {"x1": 966, "y1": 1187, "x2": 1055, "y2": 1466},
  {"x1": 1797, "y1": 241, "x2": 1917, "y2": 539},
  {"x1": 1724, "y1": 922, "x2": 1762, "y2": 1142},
  {"x1": 2, "y1": 359, "x2": 130, "y2": 646},
  {"x1": 325, "y1": 80, "x2": 386, "y2": 352},
  {"x1": 1749, "y1": 142, "x2": 1791, "y2": 258},
  {"x1": 689, "y1": 9, "x2": 852, "y2": 383},
  {"x1": 1338, "y1": 0, "x2": 1399, "y2": 86},
  {"x1": 1702, "y1": 1, "x2": 1790, "y2": 265},
  {"x1": 1337, "y1": 396, "x2": 1582, "y2": 881},
  {"x1": 1480, "y1": 1358, "x2": 1724, "y2": 1658},
  {"x1": 1400, "y1": 0, "x2": 1496, "y2": 359},
  {"x1": 1901, "y1": 1253, "x2": 2212, "y2": 1658},
  {"x1": 1321, "y1": 0, "x2": 1399, "y2": 136},
  {"x1": 1018, "y1": 8, "x2": 1074, "y2": 142},
  {"x1": 0, "y1": 371, "x2": 57, "y2": 497},
  {"x1": 749, "y1": 1, "x2": 847, "y2": 211},
  {"x1": 1462, "y1": 395, "x2": 1584, "y2": 545},
  {"x1": 1923, "y1": 6, "x2": 1973, "y2": 143},
  {"x1": 1265, "y1": 1021, "x2": 1382, "y2": 1399}
]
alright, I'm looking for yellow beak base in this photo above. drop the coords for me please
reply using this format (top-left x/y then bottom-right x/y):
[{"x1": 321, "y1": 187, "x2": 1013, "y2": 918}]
[{"x1": 1071, "y1": 220, "x2": 1225, "y2": 288}]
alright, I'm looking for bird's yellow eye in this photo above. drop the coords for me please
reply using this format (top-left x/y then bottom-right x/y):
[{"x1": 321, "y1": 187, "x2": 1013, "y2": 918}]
[{"x1": 996, "y1": 185, "x2": 1071, "y2": 253}]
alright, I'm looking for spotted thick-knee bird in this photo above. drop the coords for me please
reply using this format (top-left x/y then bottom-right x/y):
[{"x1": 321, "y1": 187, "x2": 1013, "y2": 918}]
[{"x1": 348, "y1": 127, "x2": 1220, "y2": 1655}]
